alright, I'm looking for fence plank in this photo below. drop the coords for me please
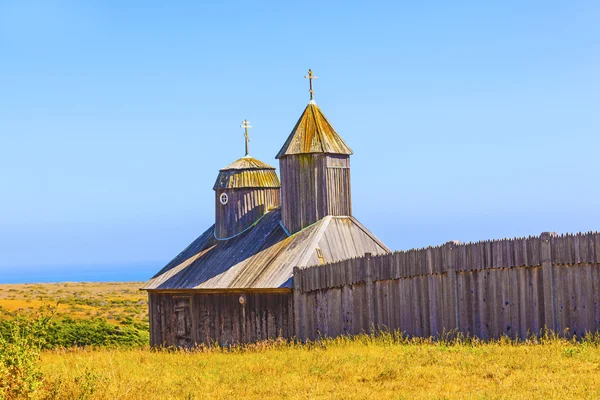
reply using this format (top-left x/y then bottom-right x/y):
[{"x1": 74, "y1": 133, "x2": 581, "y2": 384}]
[{"x1": 292, "y1": 231, "x2": 600, "y2": 341}]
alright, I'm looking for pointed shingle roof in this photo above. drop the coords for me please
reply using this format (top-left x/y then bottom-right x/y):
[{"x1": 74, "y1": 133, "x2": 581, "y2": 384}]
[{"x1": 276, "y1": 101, "x2": 353, "y2": 158}]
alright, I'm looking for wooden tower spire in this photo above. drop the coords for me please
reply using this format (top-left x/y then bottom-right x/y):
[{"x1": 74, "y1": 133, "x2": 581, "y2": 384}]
[{"x1": 276, "y1": 70, "x2": 353, "y2": 234}]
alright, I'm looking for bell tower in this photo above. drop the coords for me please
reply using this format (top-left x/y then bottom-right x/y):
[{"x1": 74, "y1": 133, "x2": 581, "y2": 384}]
[{"x1": 276, "y1": 70, "x2": 353, "y2": 234}]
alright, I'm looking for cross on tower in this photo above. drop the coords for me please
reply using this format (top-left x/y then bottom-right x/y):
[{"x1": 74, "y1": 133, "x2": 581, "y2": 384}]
[
  {"x1": 241, "y1": 119, "x2": 252, "y2": 156},
  {"x1": 304, "y1": 69, "x2": 318, "y2": 101}
]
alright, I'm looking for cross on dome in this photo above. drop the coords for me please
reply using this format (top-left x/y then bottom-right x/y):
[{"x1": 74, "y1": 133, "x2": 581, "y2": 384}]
[
  {"x1": 241, "y1": 119, "x2": 252, "y2": 156},
  {"x1": 304, "y1": 69, "x2": 318, "y2": 101}
]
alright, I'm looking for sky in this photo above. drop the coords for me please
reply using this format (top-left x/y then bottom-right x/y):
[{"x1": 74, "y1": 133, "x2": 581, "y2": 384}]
[{"x1": 1, "y1": 1, "x2": 599, "y2": 282}]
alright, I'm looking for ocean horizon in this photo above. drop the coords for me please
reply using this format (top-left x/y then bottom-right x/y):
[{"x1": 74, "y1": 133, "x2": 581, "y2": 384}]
[{"x1": 0, "y1": 262, "x2": 164, "y2": 284}]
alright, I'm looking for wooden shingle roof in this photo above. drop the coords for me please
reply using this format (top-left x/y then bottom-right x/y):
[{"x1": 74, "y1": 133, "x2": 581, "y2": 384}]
[
  {"x1": 220, "y1": 156, "x2": 276, "y2": 171},
  {"x1": 213, "y1": 156, "x2": 280, "y2": 190},
  {"x1": 276, "y1": 102, "x2": 353, "y2": 158},
  {"x1": 141, "y1": 209, "x2": 389, "y2": 290}
]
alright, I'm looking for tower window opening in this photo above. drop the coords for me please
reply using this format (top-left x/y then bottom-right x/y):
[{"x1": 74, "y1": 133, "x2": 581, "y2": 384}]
[{"x1": 220, "y1": 193, "x2": 229, "y2": 205}]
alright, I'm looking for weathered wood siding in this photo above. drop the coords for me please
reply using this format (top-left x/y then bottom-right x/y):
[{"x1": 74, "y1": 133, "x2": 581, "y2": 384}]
[
  {"x1": 149, "y1": 291, "x2": 294, "y2": 347},
  {"x1": 326, "y1": 156, "x2": 352, "y2": 216},
  {"x1": 215, "y1": 188, "x2": 280, "y2": 239},
  {"x1": 280, "y1": 154, "x2": 351, "y2": 234},
  {"x1": 294, "y1": 232, "x2": 600, "y2": 340}
]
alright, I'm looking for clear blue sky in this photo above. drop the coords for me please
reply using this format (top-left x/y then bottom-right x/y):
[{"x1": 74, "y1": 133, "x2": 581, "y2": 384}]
[{"x1": 1, "y1": 1, "x2": 599, "y2": 281}]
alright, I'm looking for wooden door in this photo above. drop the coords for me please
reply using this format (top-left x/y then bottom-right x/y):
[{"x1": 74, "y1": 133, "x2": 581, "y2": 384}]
[{"x1": 174, "y1": 296, "x2": 193, "y2": 347}]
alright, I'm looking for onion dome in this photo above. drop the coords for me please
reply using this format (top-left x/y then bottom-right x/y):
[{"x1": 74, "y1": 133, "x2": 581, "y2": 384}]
[
  {"x1": 213, "y1": 156, "x2": 280, "y2": 190},
  {"x1": 213, "y1": 155, "x2": 281, "y2": 240}
]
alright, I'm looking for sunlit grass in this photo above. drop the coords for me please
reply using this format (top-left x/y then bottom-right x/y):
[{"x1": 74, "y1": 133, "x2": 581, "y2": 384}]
[
  {"x1": 3, "y1": 283, "x2": 600, "y2": 399},
  {"x1": 0, "y1": 282, "x2": 147, "y2": 325},
  {"x1": 38, "y1": 333, "x2": 600, "y2": 400}
]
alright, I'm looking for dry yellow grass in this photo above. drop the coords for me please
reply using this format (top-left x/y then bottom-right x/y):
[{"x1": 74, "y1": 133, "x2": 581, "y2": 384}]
[
  {"x1": 0, "y1": 282, "x2": 147, "y2": 324},
  {"x1": 38, "y1": 336, "x2": 600, "y2": 400},
  {"x1": 4, "y1": 282, "x2": 599, "y2": 399}
]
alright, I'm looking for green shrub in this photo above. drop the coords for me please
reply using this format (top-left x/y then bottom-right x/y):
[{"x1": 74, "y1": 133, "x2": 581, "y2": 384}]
[
  {"x1": 0, "y1": 307, "x2": 52, "y2": 399},
  {"x1": 0, "y1": 316, "x2": 149, "y2": 351},
  {"x1": 44, "y1": 317, "x2": 149, "y2": 348}
]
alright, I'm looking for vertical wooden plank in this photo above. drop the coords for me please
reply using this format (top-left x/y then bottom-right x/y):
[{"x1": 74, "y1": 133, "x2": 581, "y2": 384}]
[
  {"x1": 575, "y1": 264, "x2": 591, "y2": 336},
  {"x1": 266, "y1": 296, "x2": 276, "y2": 340},
  {"x1": 564, "y1": 265, "x2": 575, "y2": 335},
  {"x1": 398, "y1": 278, "x2": 409, "y2": 335},
  {"x1": 554, "y1": 265, "x2": 566, "y2": 334},
  {"x1": 476, "y1": 270, "x2": 489, "y2": 339},
  {"x1": 385, "y1": 279, "x2": 394, "y2": 330},
  {"x1": 434, "y1": 274, "x2": 444, "y2": 336},
  {"x1": 488, "y1": 268, "x2": 504, "y2": 338},
  {"x1": 354, "y1": 283, "x2": 366, "y2": 334},
  {"x1": 364, "y1": 253, "x2": 375, "y2": 333},
  {"x1": 420, "y1": 276, "x2": 431, "y2": 336},
  {"x1": 288, "y1": 293, "x2": 295, "y2": 339},
  {"x1": 445, "y1": 267, "x2": 459, "y2": 333},
  {"x1": 541, "y1": 232, "x2": 557, "y2": 332},
  {"x1": 457, "y1": 269, "x2": 469, "y2": 336},
  {"x1": 293, "y1": 267, "x2": 303, "y2": 340},
  {"x1": 592, "y1": 262, "x2": 600, "y2": 332},
  {"x1": 428, "y1": 274, "x2": 439, "y2": 337},
  {"x1": 517, "y1": 268, "x2": 528, "y2": 340},
  {"x1": 390, "y1": 278, "x2": 401, "y2": 332},
  {"x1": 497, "y1": 269, "x2": 510, "y2": 337},
  {"x1": 508, "y1": 267, "x2": 520, "y2": 339},
  {"x1": 331, "y1": 288, "x2": 342, "y2": 337},
  {"x1": 443, "y1": 240, "x2": 459, "y2": 333},
  {"x1": 375, "y1": 281, "x2": 385, "y2": 331},
  {"x1": 341, "y1": 285, "x2": 352, "y2": 334},
  {"x1": 531, "y1": 266, "x2": 542, "y2": 334},
  {"x1": 592, "y1": 232, "x2": 600, "y2": 264},
  {"x1": 148, "y1": 293, "x2": 156, "y2": 346}
]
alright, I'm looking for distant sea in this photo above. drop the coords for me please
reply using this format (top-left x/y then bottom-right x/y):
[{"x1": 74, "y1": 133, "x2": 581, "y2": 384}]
[{"x1": 0, "y1": 262, "x2": 164, "y2": 284}]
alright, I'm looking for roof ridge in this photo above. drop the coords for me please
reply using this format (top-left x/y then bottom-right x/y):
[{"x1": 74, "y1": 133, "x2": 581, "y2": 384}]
[
  {"x1": 308, "y1": 103, "x2": 326, "y2": 153},
  {"x1": 295, "y1": 216, "x2": 333, "y2": 267},
  {"x1": 349, "y1": 216, "x2": 392, "y2": 254}
]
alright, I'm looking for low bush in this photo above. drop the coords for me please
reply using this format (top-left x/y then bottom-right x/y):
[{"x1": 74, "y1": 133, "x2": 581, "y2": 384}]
[
  {"x1": 0, "y1": 307, "x2": 51, "y2": 399},
  {"x1": 0, "y1": 308, "x2": 149, "y2": 350},
  {"x1": 44, "y1": 317, "x2": 149, "y2": 348}
]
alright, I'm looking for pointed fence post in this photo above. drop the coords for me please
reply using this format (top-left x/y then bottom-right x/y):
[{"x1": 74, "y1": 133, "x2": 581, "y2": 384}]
[
  {"x1": 541, "y1": 232, "x2": 557, "y2": 333},
  {"x1": 444, "y1": 241, "x2": 461, "y2": 334}
]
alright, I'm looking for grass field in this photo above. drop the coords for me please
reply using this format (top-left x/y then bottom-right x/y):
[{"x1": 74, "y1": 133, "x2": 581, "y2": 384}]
[
  {"x1": 0, "y1": 282, "x2": 147, "y2": 325},
  {"x1": 38, "y1": 336, "x2": 600, "y2": 399},
  {"x1": 1, "y1": 282, "x2": 600, "y2": 399}
]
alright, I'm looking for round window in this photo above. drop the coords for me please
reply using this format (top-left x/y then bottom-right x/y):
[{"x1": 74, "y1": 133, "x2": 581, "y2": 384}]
[{"x1": 219, "y1": 193, "x2": 228, "y2": 205}]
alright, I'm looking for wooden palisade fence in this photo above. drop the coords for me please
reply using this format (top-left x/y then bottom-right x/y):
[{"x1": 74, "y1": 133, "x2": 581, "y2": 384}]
[{"x1": 293, "y1": 231, "x2": 600, "y2": 340}]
